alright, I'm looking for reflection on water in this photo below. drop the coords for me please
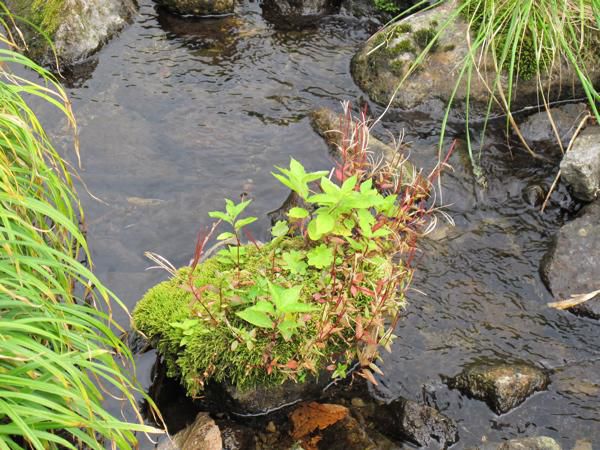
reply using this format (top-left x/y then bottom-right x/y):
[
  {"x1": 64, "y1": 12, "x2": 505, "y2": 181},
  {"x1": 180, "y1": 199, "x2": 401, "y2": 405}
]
[{"x1": 33, "y1": 0, "x2": 599, "y2": 447}]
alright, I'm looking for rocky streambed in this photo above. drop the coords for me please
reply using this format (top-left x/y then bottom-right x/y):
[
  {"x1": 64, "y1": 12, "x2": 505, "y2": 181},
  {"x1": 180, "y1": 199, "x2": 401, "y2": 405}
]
[{"x1": 14, "y1": 0, "x2": 600, "y2": 448}]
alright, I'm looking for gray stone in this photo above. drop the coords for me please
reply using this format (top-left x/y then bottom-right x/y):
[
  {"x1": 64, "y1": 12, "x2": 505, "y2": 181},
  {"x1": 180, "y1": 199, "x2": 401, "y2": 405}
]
[
  {"x1": 378, "y1": 398, "x2": 458, "y2": 448},
  {"x1": 157, "y1": 412, "x2": 222, "y2": 450},
  {"x1": 155, "y1": 0, "x2": 234, "y2": 16},
  {"x1": 560, "y1": 126, "x2": 600, "y2": 202},
  {"x1": 204, "y1": 374, "x2": 330, "y2": 415},
  {"x1": 467, "y1": 436, "x2": 562, "y2": 450},
  {"x1": 519, "y1": 103, "x2": 590, "y2": 151},
  {"x1": 445, "y1": 362, "x2": 549, "y2": 414},
  {"x1": 5, "y1": 0, "x2": 137, "y2": 66},
  {"x1": 351, "y1": 0, "x2": 600, "y2": 118},
  {"x1": 541, "y1": 200, "x2": 600, "y2": 320},
  {"x1": 261, "y1": 0, "x2": 341, "y2": 25}
]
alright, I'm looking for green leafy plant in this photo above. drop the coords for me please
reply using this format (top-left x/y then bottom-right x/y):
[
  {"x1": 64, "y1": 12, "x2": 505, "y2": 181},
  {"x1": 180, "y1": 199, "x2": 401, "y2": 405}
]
[
  {"x1": 133, "y1": 106, "x2": 443, "y2": 394},
  {"x1": 0, "y1": 10, "x2": 160, "y2": 449}
]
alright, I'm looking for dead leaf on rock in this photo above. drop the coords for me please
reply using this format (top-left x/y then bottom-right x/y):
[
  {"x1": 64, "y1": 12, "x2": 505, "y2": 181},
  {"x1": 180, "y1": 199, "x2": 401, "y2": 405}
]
[{"x1": 290, "y1": 402, "x2": 349, "y2": 442}]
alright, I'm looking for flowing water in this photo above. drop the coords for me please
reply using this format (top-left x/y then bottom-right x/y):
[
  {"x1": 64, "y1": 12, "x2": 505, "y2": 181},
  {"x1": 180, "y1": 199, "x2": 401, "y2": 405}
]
[{"x1": 34, "y1": 0, "x2": 599, "y2": 447}]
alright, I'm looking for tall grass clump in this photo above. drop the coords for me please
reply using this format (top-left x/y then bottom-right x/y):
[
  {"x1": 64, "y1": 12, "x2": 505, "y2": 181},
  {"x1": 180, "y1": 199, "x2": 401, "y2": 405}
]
[
  {"x1": 386, "y1": 0, "x2": 600, "y2": 165},
  {"x1": 0, "y1": 7, "x2": 159, "y2": 450}
]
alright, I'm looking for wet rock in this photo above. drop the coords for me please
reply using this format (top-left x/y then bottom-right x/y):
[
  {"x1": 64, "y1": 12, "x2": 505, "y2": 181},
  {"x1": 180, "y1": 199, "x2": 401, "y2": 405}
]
[
  {"x1": 309, "y1": 107, "x2": 417, "y2": 181},
  {"x1": 218, "y1": 420, "x2": 254, "y2": 450},
  {"x1": 318, "y1": 415, "x2": 378, "y2": 449},
  {"x1": 572, "y1": 439, "x2": 593, "y2": 450},
  {"x1": 446, "y1": 361, "x2": 549, "y2": 414},
  {"x1": 560, "y1": 125, "x2": 600, "y2": 202},
  {"x1": 519, "y1": 103, "x2": 590, "y2": 151},
  {"x1": 157, "y1": 412, "x2": 222, "y2": 450},
  {"x1": 262, "y1": 0, "x2": 342, "y2": 27},
  {"x1": 378, "y1": 398, "x2": 458, "y2": 448},
  {"x1": 268, "y1": 190, "x2": 313, "y2": 226},
  {"x1": 204, "y1": 375, "x2": 330, "y2": 415},
  {"x1": 5, "y1": 0, "x2": 137, "y2": 66},
  {"x1": 155, "y1": 0, "x2": 234, "y2": 16},
  {"x1": 351, "y1": 0, "x2": 600, "y2": 118},
  {"x1": 541, "y1": 200, "x2": 600, "y2": 319},
  {"x1": 522, "y1": 183, "x2": 547, "y2": 208},
  {"x1": 466, "y1": 436, "x2": 561, "y2": 450}
]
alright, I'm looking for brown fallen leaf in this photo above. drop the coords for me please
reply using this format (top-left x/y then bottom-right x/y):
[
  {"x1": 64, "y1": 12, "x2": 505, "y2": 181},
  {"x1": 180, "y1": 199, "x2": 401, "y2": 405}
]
[{"x1": 290, "y1": 402, "x2": 349, "y2": 441}]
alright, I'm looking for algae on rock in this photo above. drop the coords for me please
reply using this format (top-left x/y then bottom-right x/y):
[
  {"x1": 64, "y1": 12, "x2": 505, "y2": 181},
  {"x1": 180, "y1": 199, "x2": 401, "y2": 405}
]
[{"x1": 4, "y1": 0, "x2": 137, "y2": 66}]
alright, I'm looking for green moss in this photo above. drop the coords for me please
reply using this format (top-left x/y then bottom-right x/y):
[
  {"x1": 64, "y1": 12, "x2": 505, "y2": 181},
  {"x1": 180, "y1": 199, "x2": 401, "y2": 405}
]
[
  {"x1": 389, "y1": 59, "x2": 404, "y2": 76},
  {"x1": 7, "y1": 0, "x2": 66, "y2": 36},
  {"x1": 133, "y1": 238, "x2": 358, "y2": 395},
  {"x1": 413, "y1": 27, "x2": 438, "y2": 51},
  {"x1": 393, "y1": 38, "x2": 415, "y2": 54}
]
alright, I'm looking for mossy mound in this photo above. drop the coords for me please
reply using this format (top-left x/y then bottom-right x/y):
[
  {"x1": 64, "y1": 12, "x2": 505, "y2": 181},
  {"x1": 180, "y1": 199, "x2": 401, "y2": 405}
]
[{"x1": 133, "y1": 237, "x2": 391, "y2": 396}]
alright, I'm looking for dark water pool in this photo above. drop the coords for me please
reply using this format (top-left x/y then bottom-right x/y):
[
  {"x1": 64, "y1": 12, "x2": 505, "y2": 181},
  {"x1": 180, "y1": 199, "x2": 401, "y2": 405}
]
[{"x1": 34, "y1": 0, "x2": 599, "y2": 447}]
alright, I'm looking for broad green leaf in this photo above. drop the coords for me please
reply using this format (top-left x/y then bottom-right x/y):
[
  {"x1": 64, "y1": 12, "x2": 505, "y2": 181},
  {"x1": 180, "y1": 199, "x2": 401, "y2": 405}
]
[
  {"x1": 282, "y1": 250, "x2": 307, "y2": 275},
  {"x1": 235, "y1": 216, "x2": 257, "y2": 230},
  {"x1": 315, "y1": 211, "x2": 335, "y2": 235},
  {"x1": 236, "y1": 308, "x2": 274, "y2": 328},
  {"x1": 281, "y1": 302, "x2": 317, "y2": 313},
  {"x1": 216, "y1": 232, "x2": 235, "y2": 241},
  {"x1": 307, "y1": 244, "x2": 334, "y2": 269},
  {"x1": 252, "y1": 301, "x2": 275, "y2": 315},
  {"x1": 288, "y1": 207, "x2": 309, "y2": 219},
  {"x1": 271, "y1": 220, "x2": 290, "y2": 238},
  {"x1": 208, "y1": 211, "x2": 232, "y2": 224},
  {"x1": 307, "y1": 220, "x2": 322, "y2": 241}
]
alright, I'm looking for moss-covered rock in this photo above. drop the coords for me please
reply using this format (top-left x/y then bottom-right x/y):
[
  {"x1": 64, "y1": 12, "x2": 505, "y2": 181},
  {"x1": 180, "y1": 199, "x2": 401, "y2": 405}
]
[
  {"x1": 133, "y1": 237, "x2": 391, "y2": 398},
  {"x1": 4, "y1": 0, "x2": 137, "y2": 66},
  {"x1": 351, "y1": 0, "x2": 600, "y2": 117}
]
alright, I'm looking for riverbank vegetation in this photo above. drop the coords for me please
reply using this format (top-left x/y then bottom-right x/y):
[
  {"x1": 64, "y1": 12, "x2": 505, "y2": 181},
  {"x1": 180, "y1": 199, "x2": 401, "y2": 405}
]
[
  {"x1": 380, "y1": 0, "x2": 600, "y2": 161},
  {"x1": 0, "y1": 8, "x2": 157, "y2": 449},
  {"x1": 133, "y1": 107, "x2": 444, "y2": 395}
]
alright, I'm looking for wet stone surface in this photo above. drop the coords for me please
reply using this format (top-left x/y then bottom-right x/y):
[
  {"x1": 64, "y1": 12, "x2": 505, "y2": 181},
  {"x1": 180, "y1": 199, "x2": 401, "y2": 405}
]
[
  {"x1": 541, "y1": 200, "x2": 600, "y2": 319},
  {"x1": 466, "y1": 436, "x2": 562, "y2": 450},
  {"x1": 378, "y1": 398, "x2": 459, "y2": 448},
  {"x1": 445, "y1": 362, "x2": 549, "y2": 415}
]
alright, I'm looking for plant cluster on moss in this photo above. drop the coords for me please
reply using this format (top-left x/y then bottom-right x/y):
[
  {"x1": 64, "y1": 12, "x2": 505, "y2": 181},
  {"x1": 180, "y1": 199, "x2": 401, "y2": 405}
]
[
  {"x1": 373, "y1": 0, "x2": 401, "y2": 14},
  {"x1": 134, "y1": 106, "x2": 435, "y2": 395}
]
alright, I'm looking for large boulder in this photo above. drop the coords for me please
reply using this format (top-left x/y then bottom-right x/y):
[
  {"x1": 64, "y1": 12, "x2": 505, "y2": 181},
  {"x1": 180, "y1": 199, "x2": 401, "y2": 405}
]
[
  {"x1": 5, "y1": 0, "x2": 137, "y2": 66},
  {"x1": 518, "y1": 103, "x2": 590, "y2": 152},
  {"x1": 445, "y1": 361, "x2": 549, "y2": 415},
  {"x1": 154, "y1": 0, "x2": 234, "y2": 16},
  {"x1": 560, "y1": 125, "x2": 600, "y2": 202},
  {"x1": 540, "y1": 200, "x2": 600, "y2": 319},
  {"x1": 351, "y1": 0, "x2": 600, "y2": 117}
]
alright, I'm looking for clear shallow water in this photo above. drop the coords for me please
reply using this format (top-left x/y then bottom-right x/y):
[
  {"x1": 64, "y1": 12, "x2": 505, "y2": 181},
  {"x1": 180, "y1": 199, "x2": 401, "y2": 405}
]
[{"x1": 33, "y1": 0, "x2": 599, "y2": 447}]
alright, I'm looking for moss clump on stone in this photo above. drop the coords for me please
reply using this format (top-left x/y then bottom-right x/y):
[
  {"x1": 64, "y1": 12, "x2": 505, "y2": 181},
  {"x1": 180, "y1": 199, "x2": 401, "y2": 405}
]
[
  {"x1": 393, "y1": 38, "x2": 415, "y2": 54},
  {"x1": 133, "y1": 238, "x2": 357, "y2": 395},
  {"x1": 413, "y1": 27, "x2": 438, "y2": 51}
]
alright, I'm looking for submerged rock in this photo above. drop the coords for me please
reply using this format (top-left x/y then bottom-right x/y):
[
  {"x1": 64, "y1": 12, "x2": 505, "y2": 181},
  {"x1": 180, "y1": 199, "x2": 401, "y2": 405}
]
[
  {"x1": 519, "y1": 103, "x2": 590, "y2": 151},
  {"x1": 204, "y1": 375, "x2": 330, "y2": 416},
  {"x1": 157, "y1": 412, "x2": 222, "y2": 450},
  {"x1": 155, "y1": 0, "x2": 234, "y2": 16},
  {"x1": 378, "y1": 398, "x2": 458, "y2": 448},
  {"x1": 540, "y1": 200, "x2": 600, "y2": 320},
  {"x1": 466, "y1": 436, "x2": 562, "y2": 450},
  {"x1": 5, "y1": 0, "x2": 137, "y2": 66},
  {"x1": 351, "y1": 0, "x2": 600, "y2": 117},
  {"x1": 445, "y1": 361, "x2": 549, "y2": 415},
  {"x1": 560, "y1": 125, "x2": 600, "y2": 202},
  {"x1": 261, "y1": 0, "x2": 342, "y2": 27}
]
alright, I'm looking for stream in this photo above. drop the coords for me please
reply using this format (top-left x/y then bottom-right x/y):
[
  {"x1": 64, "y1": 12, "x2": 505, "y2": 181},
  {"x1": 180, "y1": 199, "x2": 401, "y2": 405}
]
[{"x1": 36, "y1": 0, "x2": 599, "y2": 447}]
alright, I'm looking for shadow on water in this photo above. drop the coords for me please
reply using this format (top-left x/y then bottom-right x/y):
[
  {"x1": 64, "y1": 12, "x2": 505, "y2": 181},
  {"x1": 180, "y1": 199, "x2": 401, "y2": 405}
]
[{"x1": 28, "y1": 0, "x2": 600, "y2": 447}]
